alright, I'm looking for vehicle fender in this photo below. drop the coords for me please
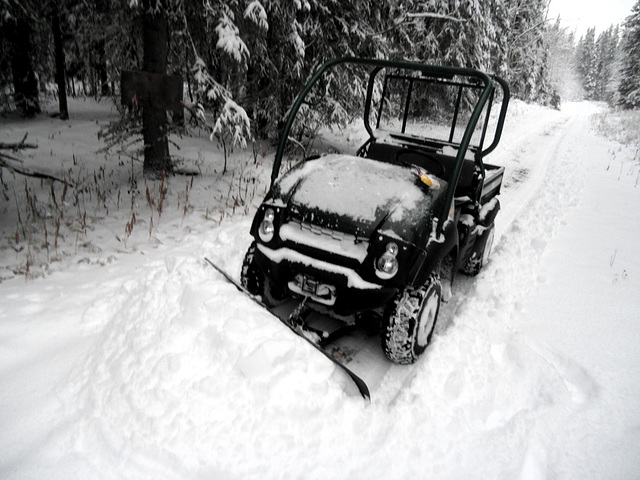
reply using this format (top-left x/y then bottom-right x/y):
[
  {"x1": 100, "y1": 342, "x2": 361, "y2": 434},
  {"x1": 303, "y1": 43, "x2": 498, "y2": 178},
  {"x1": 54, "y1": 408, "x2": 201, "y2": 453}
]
[
  {"x1": 409, "y1": 219, "x2": 458, "y2": 288},
  {"x1": 456, "y1": 199, "x2": 499, "y2": 270},
  {"x1": 479, "y1": 198, "x2": 500, "y2": 227}
]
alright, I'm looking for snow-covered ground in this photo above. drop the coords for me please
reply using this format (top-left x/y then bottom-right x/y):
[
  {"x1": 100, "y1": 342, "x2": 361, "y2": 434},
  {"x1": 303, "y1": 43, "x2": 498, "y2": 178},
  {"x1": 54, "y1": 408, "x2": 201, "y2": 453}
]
[{"x1": 1, "y1": 98, "x2": 639, "y2": 479}]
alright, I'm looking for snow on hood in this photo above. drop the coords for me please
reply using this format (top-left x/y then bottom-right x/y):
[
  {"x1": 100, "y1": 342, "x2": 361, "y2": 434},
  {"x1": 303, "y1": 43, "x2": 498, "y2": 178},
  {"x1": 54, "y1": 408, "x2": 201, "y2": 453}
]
[{"x1": 271, "y1": 154, "x2": 444, "y2": 241}]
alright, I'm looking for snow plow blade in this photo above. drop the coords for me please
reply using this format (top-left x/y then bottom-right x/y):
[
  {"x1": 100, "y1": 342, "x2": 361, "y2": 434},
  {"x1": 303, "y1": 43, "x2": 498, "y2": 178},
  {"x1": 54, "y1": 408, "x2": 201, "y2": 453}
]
[{"x1": 205, "y1": 258, "x2": 372, "y2": 401}]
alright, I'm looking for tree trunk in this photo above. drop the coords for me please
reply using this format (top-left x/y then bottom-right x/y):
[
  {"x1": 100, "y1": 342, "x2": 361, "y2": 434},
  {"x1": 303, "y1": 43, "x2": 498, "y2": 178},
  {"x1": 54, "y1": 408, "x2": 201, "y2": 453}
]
[
  {"x1": 142, "y1": 0, "x2": 170, "y2": 175},
  {"x1": 95, "y1": 0, "x2": 110, "y2": 96},
  {"x1": 8, "y1": 17, "x2": 41, "y2": 117},
  {"x1": 51, "y1": 3, "x2": 69, "y2": 120},
  {"x1": 98, "y1": 41, "x2": 110, "y2": 96}
]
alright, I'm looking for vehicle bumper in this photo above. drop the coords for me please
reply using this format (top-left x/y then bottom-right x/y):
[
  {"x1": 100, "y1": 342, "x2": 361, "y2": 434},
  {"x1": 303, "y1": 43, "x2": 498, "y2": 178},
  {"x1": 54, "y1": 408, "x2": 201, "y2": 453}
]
[{"x1": 255, "y1": 244, "x2": 397, "y2": 316}]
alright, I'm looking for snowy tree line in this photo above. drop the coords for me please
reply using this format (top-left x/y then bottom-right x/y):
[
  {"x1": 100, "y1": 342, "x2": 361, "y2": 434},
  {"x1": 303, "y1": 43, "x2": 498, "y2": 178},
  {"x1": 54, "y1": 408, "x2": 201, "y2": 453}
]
[
  {"x1": 574, "y1": 0, "x2": 640, "y2": 109},
  {"x1": 1, "y1": 0, "x2": 639, "y2": 172},
  {"x1": 576, "y1": 26, "x2": 620, "y2": 104}
]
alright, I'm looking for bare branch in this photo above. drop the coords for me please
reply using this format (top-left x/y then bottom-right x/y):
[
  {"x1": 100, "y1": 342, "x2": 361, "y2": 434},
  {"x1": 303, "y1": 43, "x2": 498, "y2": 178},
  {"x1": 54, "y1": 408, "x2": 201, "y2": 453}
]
[
  {"x1": 0, "y1": 136, "x2": 68, "y2": 184},
  {"x1": 0, "y1": 133, "x2": 38, "y2": 150},
  {"x1": 405, "y1": 12, "x2": 466, "y2": 22},
  {"x1": 369, "y1": 11, "x2": 466, "y2": 38},
  {"x1": 0, "y1": 155, "x2": 69, "y2": 184}
]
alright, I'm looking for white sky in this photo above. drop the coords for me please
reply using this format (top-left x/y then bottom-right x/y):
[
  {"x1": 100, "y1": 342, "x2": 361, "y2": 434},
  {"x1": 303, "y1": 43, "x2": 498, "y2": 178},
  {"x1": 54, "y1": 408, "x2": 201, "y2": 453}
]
[{"x1": 548, "y1": 0, "x2": 636, "y2": 37}]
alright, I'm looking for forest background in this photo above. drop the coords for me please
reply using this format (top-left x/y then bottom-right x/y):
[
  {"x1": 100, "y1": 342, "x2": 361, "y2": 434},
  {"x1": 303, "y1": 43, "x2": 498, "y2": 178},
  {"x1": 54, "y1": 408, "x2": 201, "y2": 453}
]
[{"x1": 1, "y1": 0, "x2": 639, "y2": 175}]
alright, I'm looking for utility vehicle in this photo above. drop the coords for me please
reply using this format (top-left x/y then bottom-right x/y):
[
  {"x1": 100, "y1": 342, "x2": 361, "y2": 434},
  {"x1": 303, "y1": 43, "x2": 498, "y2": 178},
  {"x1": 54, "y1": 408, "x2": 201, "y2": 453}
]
[{"x1": 240, "y1": 58, "x2": 509, "y2": 365}]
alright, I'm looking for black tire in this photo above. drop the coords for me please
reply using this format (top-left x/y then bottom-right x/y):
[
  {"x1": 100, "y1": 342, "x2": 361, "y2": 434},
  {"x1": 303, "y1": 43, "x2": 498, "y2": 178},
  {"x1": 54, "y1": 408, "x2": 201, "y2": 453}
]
[
  {"x1": 240, "y1": 242, "x2": 285, "y2": 307},
  {"x1": 462, "y1": 223, "x2": 495, "y2": 276},
  {"x1": 381, "y1": 275, "x2": 442, "y2": 364}
]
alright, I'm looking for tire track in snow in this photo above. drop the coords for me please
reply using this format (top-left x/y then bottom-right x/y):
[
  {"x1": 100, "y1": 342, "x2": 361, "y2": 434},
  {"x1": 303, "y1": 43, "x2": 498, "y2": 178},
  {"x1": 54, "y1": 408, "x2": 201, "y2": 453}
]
[
  {"x1": 493, "y1": 113, "x2": 575, "y2": 245},
  {"x1": 455, "y1": 107, "x2": 595, "y2": 373},
  {"x1": 377, "y1": 107, "x2": 602, "y2": 477}
]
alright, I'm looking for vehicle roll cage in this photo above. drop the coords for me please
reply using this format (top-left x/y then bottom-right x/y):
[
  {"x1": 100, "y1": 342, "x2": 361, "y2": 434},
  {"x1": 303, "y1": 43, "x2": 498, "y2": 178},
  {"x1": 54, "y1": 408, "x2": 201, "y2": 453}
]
[
  {"x1": 370, "y1": 73, "x2": 485, "y2": 142},
  {"x1": 271, "y1": 57, "x2": 510, "y2": 235}
]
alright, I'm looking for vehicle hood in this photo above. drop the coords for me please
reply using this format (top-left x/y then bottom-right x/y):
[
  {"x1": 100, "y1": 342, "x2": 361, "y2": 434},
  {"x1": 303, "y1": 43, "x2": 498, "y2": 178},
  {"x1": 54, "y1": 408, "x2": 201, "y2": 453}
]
[{"x1": 268, "y1": 154, "x2": 446, "y2": 245}]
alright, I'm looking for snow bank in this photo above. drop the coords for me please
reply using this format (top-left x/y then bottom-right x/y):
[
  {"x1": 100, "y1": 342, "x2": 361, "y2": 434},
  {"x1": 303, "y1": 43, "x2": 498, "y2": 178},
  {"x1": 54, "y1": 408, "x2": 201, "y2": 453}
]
[{"x1": 0, "y1": 222, "x2": 357, "y2": 479}]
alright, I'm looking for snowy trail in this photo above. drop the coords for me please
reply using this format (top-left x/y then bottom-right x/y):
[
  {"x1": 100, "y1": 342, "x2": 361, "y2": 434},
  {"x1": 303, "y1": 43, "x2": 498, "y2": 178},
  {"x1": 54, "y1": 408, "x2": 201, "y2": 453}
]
[
  {"x1": 1, "y1": 102, "x2": 640, "y2": 479},
  {"x1": 396, "y1": 102, "x2": 640, "y2": 478},
  {"x1": 384, "y1": 104, "x2": 599, "y2": 477},
  {"x1": 490, "y1": 103, "x2": 573, "y2": 243}
]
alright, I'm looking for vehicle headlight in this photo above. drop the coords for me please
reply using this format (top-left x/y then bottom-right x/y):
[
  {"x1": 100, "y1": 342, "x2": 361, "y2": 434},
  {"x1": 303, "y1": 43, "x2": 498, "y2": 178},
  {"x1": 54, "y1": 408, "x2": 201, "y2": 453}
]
[
  {"x1": 259, "y1": 207, "x2": 276, "y2": 242},
  {"x1": 376, "y1": 242, "x2": 399, "y2": 279}
]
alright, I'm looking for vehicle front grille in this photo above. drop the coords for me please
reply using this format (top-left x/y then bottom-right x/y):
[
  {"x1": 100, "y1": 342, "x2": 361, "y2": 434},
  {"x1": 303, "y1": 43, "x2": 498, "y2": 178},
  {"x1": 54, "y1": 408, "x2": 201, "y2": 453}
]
[
  {"x1": 279, "y1": 219, "x2": 369, "y2": 263},
  {"x1": 295, "y1": 219, "x2": 347, "y2": 240}
]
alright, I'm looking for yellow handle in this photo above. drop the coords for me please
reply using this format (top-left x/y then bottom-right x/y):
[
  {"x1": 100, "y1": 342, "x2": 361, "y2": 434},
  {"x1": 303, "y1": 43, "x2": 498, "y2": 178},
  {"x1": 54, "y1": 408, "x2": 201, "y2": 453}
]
[{"x1": 420, "y1": 173, "x2": 433, "y2": 187}]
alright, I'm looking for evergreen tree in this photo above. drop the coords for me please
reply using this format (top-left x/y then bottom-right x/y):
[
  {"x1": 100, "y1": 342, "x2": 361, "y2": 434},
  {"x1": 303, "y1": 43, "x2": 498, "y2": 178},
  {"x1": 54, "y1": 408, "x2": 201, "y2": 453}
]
[
  {"x1": 594, "y1": 27, "x2": 619, "y2": 103},
  {"x1": 618, "y1": 0, "x2": 640, "y2": 109},
  {"x1": 501, "y1": 0, "x2": 552, "y2": 103},
  {"x1": 606, "y1": 26, "x2": 624, "y2": 105},
  {"x1": 406, "y1": 0, "x2": 497, "y2": 71},
  {"x1": 0, "y1": 0, "x2": 568, "y2": 169},
  {"x1": 546, "y1": 18, "x2": 580, "y2": 103},
  {"x1": 577, "y1": 28, "x2": 597, "y2": 99}
]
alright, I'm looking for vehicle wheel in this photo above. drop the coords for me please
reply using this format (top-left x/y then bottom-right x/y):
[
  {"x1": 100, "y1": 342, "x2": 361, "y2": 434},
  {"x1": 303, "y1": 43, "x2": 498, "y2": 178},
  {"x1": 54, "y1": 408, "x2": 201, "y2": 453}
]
[
  {"x1": 240, "y1": 242, "x2": 285, "y2": 307},
  {"x1": 381, "y1": 275, "x2": 442, "y2": 364},
  {"x1": 462, "y1": 223, "x2": 495, "y2": 276}
]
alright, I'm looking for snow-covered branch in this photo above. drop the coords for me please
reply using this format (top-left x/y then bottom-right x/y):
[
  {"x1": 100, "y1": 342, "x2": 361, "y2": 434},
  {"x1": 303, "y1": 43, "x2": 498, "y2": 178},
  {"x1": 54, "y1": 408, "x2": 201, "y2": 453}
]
[
  {"x1": 369, "y1": 10, "x2": 466, "y2": 39},
  {"x1": 215, "y1": 6, "x2": 250, "y2": 64},
  {"x1": 244, "y1": 1, "x2": 268, "y2": 31}
]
